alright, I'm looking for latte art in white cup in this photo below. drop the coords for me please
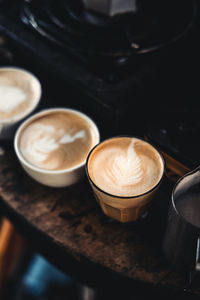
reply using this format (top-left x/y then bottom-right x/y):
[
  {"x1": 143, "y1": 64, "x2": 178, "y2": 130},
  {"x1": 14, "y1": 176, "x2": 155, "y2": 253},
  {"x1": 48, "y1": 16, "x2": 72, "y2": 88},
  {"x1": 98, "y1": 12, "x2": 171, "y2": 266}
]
[
  {"x1": 0, "y1": 68, "x2": 41, "y2": 122},
  {"x1": 86, "y1": 136, "x2": 165, "y2": 222},
  {"x1": 14, "y1": 108, "x2": 100, "y2": 187},
  {"x1": 19, "y1": 111, "x2": 98, "y2": 171},
  {"x1": 0, "y1": 67, "x2": 41, "y2": 140},
  {"x1": 0, "y1": 86, "x2": 26, "y2": 117}
]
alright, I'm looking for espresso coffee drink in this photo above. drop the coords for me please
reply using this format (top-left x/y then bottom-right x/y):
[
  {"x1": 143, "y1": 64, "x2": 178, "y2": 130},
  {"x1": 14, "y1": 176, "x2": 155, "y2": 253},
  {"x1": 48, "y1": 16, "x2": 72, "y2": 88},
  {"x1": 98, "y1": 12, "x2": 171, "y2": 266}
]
[
  {"x1": 0, "y1": 68, "x2": 41, "y2": 122},
  {"x1": 88, "y1": 137, "x2": 164, "y2": 197},
  {"x1": 18, "y1": 110, "x2": 99, "y2": 171}
]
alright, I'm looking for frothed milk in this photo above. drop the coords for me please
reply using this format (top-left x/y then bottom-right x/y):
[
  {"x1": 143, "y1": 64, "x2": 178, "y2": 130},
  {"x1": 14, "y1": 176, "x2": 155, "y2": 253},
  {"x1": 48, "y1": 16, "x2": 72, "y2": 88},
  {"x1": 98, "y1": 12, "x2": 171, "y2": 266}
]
[
  {"x1": 0, "y1": 68, "x2": 41, "y2": 122},
  {"x1": 88, "y1": 137, "x2": 164, "y2": 197},
  {"x1": 19, "y1": 110, "x2": 98, "y2": 171}
]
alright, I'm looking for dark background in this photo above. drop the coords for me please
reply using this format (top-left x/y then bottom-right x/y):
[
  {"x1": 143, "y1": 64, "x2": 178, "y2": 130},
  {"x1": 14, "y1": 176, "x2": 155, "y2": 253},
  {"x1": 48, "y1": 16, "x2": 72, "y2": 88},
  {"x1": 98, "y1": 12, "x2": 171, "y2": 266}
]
[{"x1": 1, "y1": 1, "x2": 200, "y2": 299}]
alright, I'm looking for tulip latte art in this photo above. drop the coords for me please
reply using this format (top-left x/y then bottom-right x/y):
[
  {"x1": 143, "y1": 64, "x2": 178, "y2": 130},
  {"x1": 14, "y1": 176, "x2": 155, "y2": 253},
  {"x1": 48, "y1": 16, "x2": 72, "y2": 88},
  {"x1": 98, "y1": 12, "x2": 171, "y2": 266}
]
[
  {"x1": 88, "y1": 137, "x2": 164, "y2": 197},
  {"x1": 19, "y1": 111, "x2": 97, "y2": 170}
]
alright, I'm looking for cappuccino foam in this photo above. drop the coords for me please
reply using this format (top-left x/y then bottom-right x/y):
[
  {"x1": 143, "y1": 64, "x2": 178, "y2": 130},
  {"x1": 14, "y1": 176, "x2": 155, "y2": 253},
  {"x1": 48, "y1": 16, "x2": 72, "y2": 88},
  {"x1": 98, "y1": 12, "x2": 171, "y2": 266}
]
[
  {"x1": 88, "y1": 137, "x2": 164, "y2": 197},
  {"x1": 19, "y1": 111, "x2": 98, "y2": 171},
  {"x1": 0, "y1": 68, "x2": 41, "y2": 121}
]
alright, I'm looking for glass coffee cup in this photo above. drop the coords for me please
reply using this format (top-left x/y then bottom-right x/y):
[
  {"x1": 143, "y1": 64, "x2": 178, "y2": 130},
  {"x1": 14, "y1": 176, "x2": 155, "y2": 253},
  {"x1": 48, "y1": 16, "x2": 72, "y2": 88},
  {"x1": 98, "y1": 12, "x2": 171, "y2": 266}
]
[{"x1": 86, "y1": 136, "x2": 165, "y2": 223}]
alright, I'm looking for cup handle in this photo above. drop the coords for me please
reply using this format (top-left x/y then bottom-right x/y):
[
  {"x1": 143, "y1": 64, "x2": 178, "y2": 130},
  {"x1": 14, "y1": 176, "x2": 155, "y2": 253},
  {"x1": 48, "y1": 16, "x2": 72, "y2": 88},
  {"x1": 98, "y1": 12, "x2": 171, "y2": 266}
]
[{"x1": 195, "y1": 237, "x2": 200, "y2": 271}]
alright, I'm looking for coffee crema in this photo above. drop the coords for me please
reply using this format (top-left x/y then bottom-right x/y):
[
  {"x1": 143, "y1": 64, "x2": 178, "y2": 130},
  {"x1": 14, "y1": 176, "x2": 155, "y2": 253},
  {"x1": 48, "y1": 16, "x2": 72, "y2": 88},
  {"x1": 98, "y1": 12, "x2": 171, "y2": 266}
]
[
  {"x1": 88, "y1": 137, "x2": 164, "y2": 197},
  {"x1": 0, "y1": 68, "x2": 41, "y2": 121},
  {"x1": 19, "y1": 111, "x2": 98, "y2": 171}
]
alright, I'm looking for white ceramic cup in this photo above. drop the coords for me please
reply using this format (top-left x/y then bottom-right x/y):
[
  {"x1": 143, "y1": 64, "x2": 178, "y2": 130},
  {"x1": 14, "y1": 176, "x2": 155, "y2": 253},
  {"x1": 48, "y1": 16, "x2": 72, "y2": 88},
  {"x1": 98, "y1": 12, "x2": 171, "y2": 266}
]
[
  {"x1": 14, "y1": 108, "x2": 100, "y2": 188},
  {"x1": 0, "y1": 67, "x2": 42, "y2": 140}
]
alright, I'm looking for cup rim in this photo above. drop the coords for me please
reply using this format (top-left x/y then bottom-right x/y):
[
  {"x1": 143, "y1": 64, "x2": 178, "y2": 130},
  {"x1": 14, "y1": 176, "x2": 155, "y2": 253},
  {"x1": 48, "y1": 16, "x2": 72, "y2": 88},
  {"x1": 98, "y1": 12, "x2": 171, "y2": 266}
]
[
  {"x1": 14, "y1": 107, "x2": 100, "y2": 174},
  {"x1": 0, "y1": 66, "x2": 42, "y2": 124},
  {"x1": 85, "y1": 135, "x2": 166, "y2": 199}
]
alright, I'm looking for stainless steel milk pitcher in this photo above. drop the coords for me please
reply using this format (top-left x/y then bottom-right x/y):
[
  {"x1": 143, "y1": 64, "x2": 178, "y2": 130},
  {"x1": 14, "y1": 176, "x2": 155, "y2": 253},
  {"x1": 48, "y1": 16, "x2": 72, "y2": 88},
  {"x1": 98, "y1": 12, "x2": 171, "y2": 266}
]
[{"x1": 163, "y1": 166, "x2": 200, "y2": 275}]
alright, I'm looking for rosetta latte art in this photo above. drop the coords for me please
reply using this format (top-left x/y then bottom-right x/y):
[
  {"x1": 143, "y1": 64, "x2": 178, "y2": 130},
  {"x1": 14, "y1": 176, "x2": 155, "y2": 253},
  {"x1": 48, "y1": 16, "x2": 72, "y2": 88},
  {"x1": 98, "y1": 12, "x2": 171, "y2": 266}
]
[
  {"x1": 88, "y1": 137, "x2": 164, "y2": 197},
  {"x1": 106, "y1": 140, "x2": 143, "y2": 189}
]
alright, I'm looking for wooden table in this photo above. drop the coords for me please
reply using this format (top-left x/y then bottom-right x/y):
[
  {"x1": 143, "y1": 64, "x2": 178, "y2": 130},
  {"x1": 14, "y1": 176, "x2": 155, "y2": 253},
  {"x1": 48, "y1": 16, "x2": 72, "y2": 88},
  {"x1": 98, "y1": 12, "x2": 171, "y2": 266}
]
[{"x1": 0, "y1": 143, "x2": 200, "y2": 299}]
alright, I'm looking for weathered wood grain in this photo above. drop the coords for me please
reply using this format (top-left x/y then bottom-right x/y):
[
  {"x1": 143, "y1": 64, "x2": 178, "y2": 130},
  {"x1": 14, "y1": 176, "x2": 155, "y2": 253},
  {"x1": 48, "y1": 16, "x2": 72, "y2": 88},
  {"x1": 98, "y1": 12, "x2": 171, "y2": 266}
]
[{"x1": 0, "y1": 145, "x2": 198, "y2": 295}]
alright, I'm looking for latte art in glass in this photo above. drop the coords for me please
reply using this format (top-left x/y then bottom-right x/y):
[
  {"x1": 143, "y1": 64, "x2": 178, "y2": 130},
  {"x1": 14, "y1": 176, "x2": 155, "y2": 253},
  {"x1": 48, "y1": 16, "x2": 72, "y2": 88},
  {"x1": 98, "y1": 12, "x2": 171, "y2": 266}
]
[
  {"x1": 19, "y1": 111, "x2": 96, "y2": 170},
  {"x1": 88, "y1": 137, "x2": 164, "y2": 197},
  {"x1": 105, "y1": 139, "x2": 144, "y2": 189}
]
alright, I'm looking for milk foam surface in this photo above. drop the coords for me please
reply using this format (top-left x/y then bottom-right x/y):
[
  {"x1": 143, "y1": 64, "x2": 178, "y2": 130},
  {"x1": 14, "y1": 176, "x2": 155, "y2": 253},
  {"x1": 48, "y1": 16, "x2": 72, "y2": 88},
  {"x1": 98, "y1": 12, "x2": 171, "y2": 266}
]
[
  {"x1": 0, "y1": 68, "x2": 40, "y2": 121},
  {"x1": 0, "y1": 86, "x2": 26, "y2": 112},
  {"x1": 19, "y1": 112, "x2": 96, "y2": 170},
  {"x1": 88, "y1": 137, "x2": 164, "y2": 197}
]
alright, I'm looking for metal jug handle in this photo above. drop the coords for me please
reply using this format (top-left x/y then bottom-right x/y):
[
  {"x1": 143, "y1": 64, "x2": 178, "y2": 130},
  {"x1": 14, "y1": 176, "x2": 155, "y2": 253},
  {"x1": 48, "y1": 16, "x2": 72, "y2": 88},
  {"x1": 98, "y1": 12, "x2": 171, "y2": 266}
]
[
  {"x1": 189, "y1": 167, "x2": 200, "y2": 276},
  {"x1": 189, "y1": 237, "x2": 200, "y2": 284},
  {"x1": 196, "y1": 237, "x2": 200, "y2": 271}
]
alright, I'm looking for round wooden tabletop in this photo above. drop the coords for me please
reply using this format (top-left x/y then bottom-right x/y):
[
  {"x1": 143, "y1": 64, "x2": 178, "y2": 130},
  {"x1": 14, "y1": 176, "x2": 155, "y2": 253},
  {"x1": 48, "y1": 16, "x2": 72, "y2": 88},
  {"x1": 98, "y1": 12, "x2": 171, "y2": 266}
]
[{"x1": 0, "y1": 143, "x2": 199, "y2": 298}]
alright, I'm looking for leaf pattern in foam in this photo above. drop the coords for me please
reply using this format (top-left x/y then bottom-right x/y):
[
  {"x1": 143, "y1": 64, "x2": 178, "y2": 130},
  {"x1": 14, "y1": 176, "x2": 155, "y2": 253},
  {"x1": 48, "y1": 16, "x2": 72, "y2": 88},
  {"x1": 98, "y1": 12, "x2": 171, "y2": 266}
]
[{"x1": 105, "y1": 139, "x2": 143, "y2": 188}]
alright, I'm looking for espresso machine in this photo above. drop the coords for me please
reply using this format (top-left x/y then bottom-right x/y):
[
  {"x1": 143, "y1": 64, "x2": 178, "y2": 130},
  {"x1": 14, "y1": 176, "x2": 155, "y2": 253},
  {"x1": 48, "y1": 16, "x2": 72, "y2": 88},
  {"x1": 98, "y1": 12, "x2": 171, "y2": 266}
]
[
  {"x1": 0, "y1": 0, "x2": 199, "y2": 164},
  {"x1": 20, "y1": 0, "x2": 196, "y2": 72}
]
